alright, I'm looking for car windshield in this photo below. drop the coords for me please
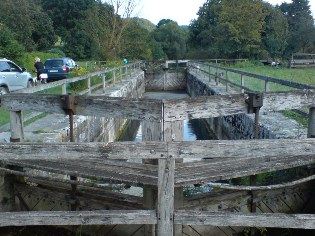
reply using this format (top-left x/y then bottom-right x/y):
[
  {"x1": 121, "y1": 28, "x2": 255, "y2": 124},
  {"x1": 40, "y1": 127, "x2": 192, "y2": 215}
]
[{"x1": 45, "y1": 60, "x2": 63, "y2": 67}]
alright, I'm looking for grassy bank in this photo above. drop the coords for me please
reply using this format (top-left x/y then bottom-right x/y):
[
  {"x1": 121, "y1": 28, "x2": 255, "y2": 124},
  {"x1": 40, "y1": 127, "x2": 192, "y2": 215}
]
[{"x1": 230, "y1": 60, "x2": 315, "y2": 86}]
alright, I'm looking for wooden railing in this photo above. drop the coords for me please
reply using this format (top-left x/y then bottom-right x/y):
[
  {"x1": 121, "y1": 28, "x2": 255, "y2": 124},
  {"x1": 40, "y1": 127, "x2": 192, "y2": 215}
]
[
  {"x1": 1, "y1": 91, "x2": 315, "y2": 234},
  {"x1": 189, "y1": 61, "x2": 315, "y2": 93},
  {"x1": 16, "y1": 62, "x2": 142, "y2": 95}
]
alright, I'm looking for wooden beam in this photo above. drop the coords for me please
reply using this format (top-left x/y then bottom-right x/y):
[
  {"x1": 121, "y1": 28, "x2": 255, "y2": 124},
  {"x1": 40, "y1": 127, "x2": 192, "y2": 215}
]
[
  {"x1": 0, "y1": 142, "x2": 167, "y2": 160},
  {"x1": 1, "y1": 139, "x2": 315, "y2": 161},
  {"x1": 175, "y1": 211, "x2": 315, "y2": 229},
  {"x1": 157, "y1": 157, "x2": 175, "y2": 235},
  {"x1": 0, "y1": 94, "x2": 162, "y2": 121},
  {"x1": 0, "y1": 210, "x2": 157, "y2": 227},
  {"x1": 163, "y1": 94, "x2": 248, "y2": 121},
  {"x1": 1, "y1": 91, "x2": 314, "y2": 121},
  {"x1": 163, "y1": 90, "x2": 315, "y2": 121}
]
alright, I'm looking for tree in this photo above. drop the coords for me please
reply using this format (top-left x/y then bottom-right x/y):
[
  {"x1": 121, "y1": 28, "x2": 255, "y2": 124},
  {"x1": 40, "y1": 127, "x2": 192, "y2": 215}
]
[
  {"x1": 0, "y1": 0, "x2": 56, "y2": 51},
  {"x1": 188, "y1": 0, "x2": 222, "y2": 58},
  {"x1": 153, "y1": 20, "x2": 188, "y2": 60},
  {"x1": 0, "y1": 24, "x2": 25, "y2": 62},
  {"x1": 119, "y1": 18, "x2": 155, "y2": 60},
  {"x1": 262, "y1": 3, "x2": 289, "y2": 59},
  {"x1": 215, "y1": 0, "x2": 266, "y2": 58},
  {"x1": 279, "y1": 0, "x2": 315, "y2": 55}
]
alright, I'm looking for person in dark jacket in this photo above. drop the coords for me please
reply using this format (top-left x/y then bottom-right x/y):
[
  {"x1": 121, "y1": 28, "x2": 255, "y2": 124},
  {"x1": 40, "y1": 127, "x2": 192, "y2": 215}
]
[{"x1": 34, "y1": 57, "x2": 45, "y2": 83}]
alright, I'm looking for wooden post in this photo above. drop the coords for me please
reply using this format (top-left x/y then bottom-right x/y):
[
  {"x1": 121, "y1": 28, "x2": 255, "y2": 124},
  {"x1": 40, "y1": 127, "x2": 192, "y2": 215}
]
[
  {"x1": 225, "y1": 70, "x2": 228, "y2": 92},
  {"x1": 265, "y1": 79, "x2": 270, "y2": 92},
  {"x1": 10, "y1": 111, "x2": 24, "y2": 142},
  {"x1": 308, "y1": 107, "x2": 315, "y2": 138},
  {"x1": 87, "y1": 76, "x2": 91, "y2": 95},
  {"x1": 157, "y1": 155, "x2": 175, "y2": 236},
  {"x1": 113, "y1": 70, "x2": 116, "y2": 83},
  {"x1": 102, "y1": 74, "x2": 106, "y2": 93},
  {"x1": 62, "y1": 81, "x2": 67, "y2": 95},
  {"x1": 241, "y1": 74, "x2": 245, "y2": 93}
]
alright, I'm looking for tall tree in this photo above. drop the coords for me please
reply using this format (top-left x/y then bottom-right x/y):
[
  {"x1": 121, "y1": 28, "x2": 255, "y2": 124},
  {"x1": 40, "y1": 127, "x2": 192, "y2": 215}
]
[
  {"x1": 0, "y1": 0, "x2": 55, "y2": 51},
  {"x1": 188, "y1": 0, "x2": 222, "y2": 58},
  {"x1": 119, "y1": 18, "x2": 155, "y2": 60},
  {"x1": 153, "y1": 20, "x2": 188, "y2": 60},
  {"x1": 0, "y1": 24, "x2": 25, "y2": 62},
  {"x1": 262, "y1": 3, "x2": 289, "y2": 59},
  {"x1": 216, "y1": 0, "x2": 266, "y2": 58},
  {"x1": 279, "y1": 0, "x2": 315, "y2": 55}
]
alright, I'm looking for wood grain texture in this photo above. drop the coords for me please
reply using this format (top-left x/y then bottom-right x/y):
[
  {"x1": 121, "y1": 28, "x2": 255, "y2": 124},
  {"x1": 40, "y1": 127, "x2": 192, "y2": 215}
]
[{"x1": 175, "y1": 211, "x2": 315, "y2": 229}]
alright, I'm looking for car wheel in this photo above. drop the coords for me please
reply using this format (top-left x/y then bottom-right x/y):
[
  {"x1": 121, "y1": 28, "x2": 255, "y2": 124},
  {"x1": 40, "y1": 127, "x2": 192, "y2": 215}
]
[
  {"x1": 0, "y1": 86, "x2": 9, "y2": 95},
  {"x1": 27, "y1": 80, "x2": 34, "y2": 88}
]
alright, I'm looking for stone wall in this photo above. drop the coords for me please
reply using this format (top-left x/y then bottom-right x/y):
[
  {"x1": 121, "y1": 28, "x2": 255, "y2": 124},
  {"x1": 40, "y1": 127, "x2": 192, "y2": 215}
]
[
  {"x1": 145, "y1": 70, "x2": 186, "y2": 91},
  {"x1": 74, "y1": 71, "x2": 145, "y2": 142}
]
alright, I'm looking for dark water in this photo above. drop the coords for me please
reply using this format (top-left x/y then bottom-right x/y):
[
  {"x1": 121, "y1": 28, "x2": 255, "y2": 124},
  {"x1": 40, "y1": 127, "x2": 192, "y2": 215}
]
[{"x1": 118, "y1": 91, "x2": 216, "y2": 142}]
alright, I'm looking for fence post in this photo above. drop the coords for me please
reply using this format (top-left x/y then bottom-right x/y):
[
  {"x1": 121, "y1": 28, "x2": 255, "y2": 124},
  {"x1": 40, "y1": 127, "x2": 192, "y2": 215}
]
[
  {"x1": 120, "y1": 67, "x2": 123, "y2": 81},
  {"x1": 264, "y1": 79, "x2": 270, "y2": 92},
  {"x1": 113, "y1": 69, "x2": 116, "y2": 83},
  {"x1": 241, "y1": 74, "x2": 245, "y2": 93},
  {"x1": 87, "y1": 76, "x2": 91, "y2": 95},
  {"x1": 10, "y1": 111, "x2": 24, "y2": 142},
  {"x1": 62, "y1": 81, "x2": 67, "y2": 95},
  {"x1": 208, "y1": 65, "x2": 211, "y2": 82},
  {"x1": 102, "y1": 73, "x2": 106, "y2": 93},
  {"x1": 225, "y1": 70, "x2": 228, "y2": 92},
  {"x1": 308, "y1": 107, "x2": 315, "y2": 138}
]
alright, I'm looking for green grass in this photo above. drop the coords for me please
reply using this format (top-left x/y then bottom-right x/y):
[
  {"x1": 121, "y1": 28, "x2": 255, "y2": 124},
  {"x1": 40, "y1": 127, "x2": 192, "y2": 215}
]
[
  {"x1": 217, "y1": 61, "x2": 315, "y2": 92},
  {"x1": 0, "y1": 107, "x2": 10, "y2": 127}
]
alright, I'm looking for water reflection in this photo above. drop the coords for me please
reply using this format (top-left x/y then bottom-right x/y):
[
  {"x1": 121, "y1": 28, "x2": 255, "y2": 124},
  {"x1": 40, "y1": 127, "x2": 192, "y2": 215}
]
[{"x1": 118, "y1": 91, "x2": 216, "y2": 142}]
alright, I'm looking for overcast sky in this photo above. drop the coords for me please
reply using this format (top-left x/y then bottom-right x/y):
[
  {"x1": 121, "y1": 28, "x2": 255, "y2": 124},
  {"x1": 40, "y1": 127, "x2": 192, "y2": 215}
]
[{"x1": 135, "y1": 0, "x2": 315, "y2": 25}]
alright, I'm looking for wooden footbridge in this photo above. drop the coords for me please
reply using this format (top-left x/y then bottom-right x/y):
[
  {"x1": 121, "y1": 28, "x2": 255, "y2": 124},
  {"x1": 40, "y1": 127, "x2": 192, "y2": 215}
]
[{"x1": 0, "y1": 61, "x2": 315, "y2": 235}]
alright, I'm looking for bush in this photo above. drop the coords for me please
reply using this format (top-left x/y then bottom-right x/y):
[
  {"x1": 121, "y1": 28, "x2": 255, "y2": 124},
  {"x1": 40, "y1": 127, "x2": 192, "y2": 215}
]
[
  {"x1": 0, "y1": 25, "x2": 25, "y2": 63},
  {"x1": 69, "y1": 67, "x2": 89, "y2": 91},
  {"x1": 21, "y1": 51, "x2": 65, "y2": 73}
]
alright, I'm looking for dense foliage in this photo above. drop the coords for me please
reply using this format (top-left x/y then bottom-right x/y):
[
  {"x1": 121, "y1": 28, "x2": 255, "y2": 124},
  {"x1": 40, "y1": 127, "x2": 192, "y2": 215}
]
[
  {"x1": 188, "y1": 0, "x2": 315, "y2": 59},
  {"x1": 0, "y1": 0, "x2": 314, "y2": 61}
]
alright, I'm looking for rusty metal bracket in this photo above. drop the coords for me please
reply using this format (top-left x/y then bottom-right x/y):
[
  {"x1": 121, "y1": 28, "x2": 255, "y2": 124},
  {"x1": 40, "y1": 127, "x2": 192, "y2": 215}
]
[
  {"x1": 60, "y1": 94, "x2": 77, "y2": 114},
  {"x1": 246, "y1": 92, "x2": 263, "y2": 114}
]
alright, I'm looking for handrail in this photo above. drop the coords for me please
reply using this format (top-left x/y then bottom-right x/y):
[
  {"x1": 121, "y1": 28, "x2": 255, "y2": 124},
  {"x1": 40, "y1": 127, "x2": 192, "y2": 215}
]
[
  {"x1": 189, "y1": 61, "x2": 315, "y2": 91},
  {"x1": 14, "y1": 62, "x2": 142, "y2": 95}
]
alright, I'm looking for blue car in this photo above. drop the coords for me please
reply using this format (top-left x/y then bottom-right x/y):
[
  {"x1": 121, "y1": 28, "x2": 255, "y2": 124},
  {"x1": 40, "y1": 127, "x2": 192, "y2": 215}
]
[{"x1": 43, "y1": 58, "x2": 77, "y2": 81}]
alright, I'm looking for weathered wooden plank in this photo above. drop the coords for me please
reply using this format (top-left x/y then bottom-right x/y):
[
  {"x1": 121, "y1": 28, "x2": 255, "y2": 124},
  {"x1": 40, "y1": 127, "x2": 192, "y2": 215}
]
[
  {"x1": 4, "y1": 159, "x2": 158, "y2": 187},
  {"x1": 164, "y1": 90, "x2": 315, "y2": 121},
  {"x1": 175, "y1": 211, "x2": 315, "y2": 229},
  {"x1": 157, "y1": 157, "x2": 175, "y2": 236},
  {"x1": 0, "y1": 210, "x2": 157, "y2": 227},
  {"x1": 170, "y1": 139, "x2": 315, "y2": 160},
  {"x1": 9, "y1": 111, "x2": 24, "y2": 142},
  {"x1": 0, "y1": 142, "x2": 167, "y2": 160},
  {"x1": 175, "y1": 154, "x2": 315, "y2": 185},
  {"x1": 0, "y1": 94, "x2": 163, "y2": 121},
  {"x1": 261, "y1": 90, "x2": 315, "y2": 113},
  {"x1": 1, "y1": 91, "x2": 315, "y2": 121},
  {"x1": 163, "y1": 94, "x2": 248, "y2": 121}
]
